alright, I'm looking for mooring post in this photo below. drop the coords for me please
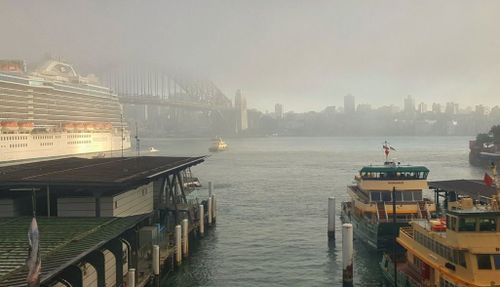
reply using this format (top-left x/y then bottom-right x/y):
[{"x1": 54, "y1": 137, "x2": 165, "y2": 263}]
[
  {"x1": 328, "y1": 197, "x2": 336, "y2": 240},
  {"x1": 212, "y1": 194, "x2": 217, "y2": 224},
  {"x1": 208, "y1": 196, "x2": 213, "y2": 226},
  {"x1": 342, "y1": 223, "x2": 353, "y2": 287},
  {"x1": 175, "y1": 224, "x2": 182, "y2": 265},
  {"x1": 153, "y1": 245, "x2": 160, "y2": 276},
  {"x1": 199, "y1": 204, "x2": 205, "y2": 236},
  {"x1": 127, "y1": 268, "x2": 136, "y2": 287},
  {"x1": 182, "y1": 218, "x2": 189, "y2": 257},
  {"x1": 208, "y1": 181, "x2": 213, "y2": 198}
]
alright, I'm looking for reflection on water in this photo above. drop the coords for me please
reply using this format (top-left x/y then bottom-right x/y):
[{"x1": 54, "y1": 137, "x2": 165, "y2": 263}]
[{"x1": 138, "y1": 136, "x2": 480, "y2": 286}]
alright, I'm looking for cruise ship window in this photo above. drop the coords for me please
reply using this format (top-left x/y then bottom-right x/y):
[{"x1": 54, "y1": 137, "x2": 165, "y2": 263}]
[
  {"x1": 477, "y1": 254, "x2": 492, "y2": 269},
  {"x1": 371, "y1": 191, "x2": 381, "y2": 202},
  {"x1": 479, "y1": 218, "x2": 496, "y2": 231}
]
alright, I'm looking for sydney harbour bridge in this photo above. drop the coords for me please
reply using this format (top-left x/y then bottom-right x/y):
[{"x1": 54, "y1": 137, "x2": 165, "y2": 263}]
[{"x1": 102, "y1": 68, "x2": 247, "y2": 137}]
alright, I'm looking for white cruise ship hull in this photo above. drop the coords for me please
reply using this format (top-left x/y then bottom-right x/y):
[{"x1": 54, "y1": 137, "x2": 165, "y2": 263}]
[{"x1": 0, "y1": 131, "x2": 131, "y2": 162}]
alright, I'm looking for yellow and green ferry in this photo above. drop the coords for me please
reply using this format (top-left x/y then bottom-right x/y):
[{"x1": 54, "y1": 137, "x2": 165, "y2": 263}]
[
  {"x1": 341, "y1": 160, "x2": 436, "y2": 250},
  {"x1": 381, "y1": 194, "x2": 500, "y2": 287}
]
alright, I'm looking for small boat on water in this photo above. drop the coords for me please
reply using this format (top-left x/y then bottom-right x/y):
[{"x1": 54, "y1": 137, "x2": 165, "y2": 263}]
[
  {"x1": 209, "y1": 137, "x2": 227, "y2": 152},
  {"x1": 149, "y1": 147, "x2": 159, "y2": 153},
  {"x1": 340, "y1": 142, "x2": 436, "y2": 250}
]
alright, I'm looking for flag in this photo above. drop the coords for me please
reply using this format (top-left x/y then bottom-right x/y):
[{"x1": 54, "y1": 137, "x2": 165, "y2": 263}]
[{"x1": 484, "y1": 172, "x2": 493, "y2": 187}]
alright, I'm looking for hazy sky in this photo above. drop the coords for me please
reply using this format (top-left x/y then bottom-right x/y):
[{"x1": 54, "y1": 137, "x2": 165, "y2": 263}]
[{"x1": 1, "y1": 0, "x2": 500, "y2": 112}]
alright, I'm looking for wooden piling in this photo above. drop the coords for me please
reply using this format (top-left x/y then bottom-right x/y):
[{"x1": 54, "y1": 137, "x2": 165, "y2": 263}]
[
  {"x1": 328, "y1": 197, "x2": 336, "y2": 239},
  {"x1": 342, "y1": 223, "x2": 353, "y2": 286},
  {"x1": 199, "y1": 204, "x2": 205, "y2": 236},
  {"x1": 182, "y1": 219, "x2": 189, "y2": 257},
  {"x1": 175, "y1": 225, "x2": 182, "y2": 265},
  {"x1": 153, "y1": 245, "x2": 160, "y2": 275},
  {"x1": 208, "y1": 196, "x2": 213, "y2": 226},
  {"x1": 127, "y1": 268, "x2": 136, "y2": 287}
]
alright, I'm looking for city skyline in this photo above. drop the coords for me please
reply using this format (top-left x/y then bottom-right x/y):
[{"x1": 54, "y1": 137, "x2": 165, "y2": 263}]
[{"x1": 2, "y1": 1, "x2": 500, "y2": 112}]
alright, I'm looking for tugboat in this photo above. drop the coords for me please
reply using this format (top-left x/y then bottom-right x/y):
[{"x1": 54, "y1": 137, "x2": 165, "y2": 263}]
[
  {"x1": 208, "y1": 137, "x2": 228, "y2": 152},
  {"x1": 340, "y1": 142, "x2": 436, "y2": 250},
  {"x1": 381, "y1": 165, "x2": 500, "y2": 287}
]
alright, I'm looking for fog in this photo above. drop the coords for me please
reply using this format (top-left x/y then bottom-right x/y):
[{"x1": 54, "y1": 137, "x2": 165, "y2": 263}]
[{"x1": 1, "y1": 0, "x2": 500, "y2": 112}]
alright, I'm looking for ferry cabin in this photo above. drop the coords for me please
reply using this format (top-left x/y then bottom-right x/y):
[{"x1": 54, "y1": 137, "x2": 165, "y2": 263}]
[
  {"x1": 396, "y1": 198, "x2": 500, "y2": 287},
  {"x1": 348, "y1": 165, "x2": 435, "y2": 224}
]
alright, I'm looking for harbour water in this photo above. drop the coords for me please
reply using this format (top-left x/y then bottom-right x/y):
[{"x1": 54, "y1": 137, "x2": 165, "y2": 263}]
[{"x1": 140, "y1": 136, "x2": 482, "y2": 286}]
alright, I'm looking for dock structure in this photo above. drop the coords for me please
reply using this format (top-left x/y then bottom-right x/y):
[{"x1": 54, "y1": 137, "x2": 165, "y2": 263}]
[
  {"x1": 0, "y1": 156, "x2": 217, "y2": 287},
  {"x1": 429, "y1": 179, "x2": 497, "y2": 211}
]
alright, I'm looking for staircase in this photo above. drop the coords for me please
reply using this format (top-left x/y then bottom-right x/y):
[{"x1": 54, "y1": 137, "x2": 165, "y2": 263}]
[
  {"x1": 418, "y1": 201, "x2": 430, "y2": 219},
  {"x1": 377, "y1": 202, "x2": 388, "y2": 221}
]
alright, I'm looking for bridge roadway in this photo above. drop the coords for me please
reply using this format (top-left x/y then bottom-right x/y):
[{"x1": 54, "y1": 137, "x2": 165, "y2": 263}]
[{"x1": 118, "y1": 95, "x2": 234, "y2": 111}]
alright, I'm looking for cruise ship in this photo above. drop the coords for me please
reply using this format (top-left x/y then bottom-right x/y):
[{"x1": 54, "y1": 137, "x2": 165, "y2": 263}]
[{"x1": 0, "y1": 59, "x2": 131, "y2": 163}]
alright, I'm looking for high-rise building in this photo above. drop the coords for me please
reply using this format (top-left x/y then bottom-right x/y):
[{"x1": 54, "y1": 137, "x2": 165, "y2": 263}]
[
  {"x1": 475, "y1": 105, "x2": 486, "y2": 116},
  {"x1": 234, "y1": 89, "x2": 248, "y2": 133},
  {"x1": 404, "y1": 95, "x2": 415, "y2": 114},
  {"x1": 445, "y1": 102, "x2": 459, "y2": 115},
  {"x1": 275, "y1": 103, "x2": 284, "y2": 119},
  {"x1": 344, "y1": 94, "x2": 355, "y2": 114},
  {"x1": 432, "y1": 103, "x2": 441, "y2": 113},
  {"x1": 417, "y1": 102, "x2": 427, "y2": 114}
]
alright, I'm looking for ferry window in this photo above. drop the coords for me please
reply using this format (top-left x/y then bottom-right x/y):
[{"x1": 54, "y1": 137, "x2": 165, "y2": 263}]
[
  {"x1": 459, "y1": 251, "x2": 466, "y2": 267},
  {"x1": 381, "y1": 192, "x2": 391, "y2": 201},
  {"x1": 395, "y1": 191, "x2": 402, "y2": 202},
  {"x1": 458, "y1": 218, "x2": 476, "y2": 231},
  {"x1": 449, "y1": 216, "x2": 457, "y2": 231},
  {"x1": 494, "y1": 255, "x2": 500, "y2": 270},
  {"x1": 478, "y1": 218, "x2": 496, "y2": 231},
  {"x1": 477, "y1": 254, "x2": 492, "y2": 269},
  {"x1": 413, "y1": 191, "x2": 422, "y2": 201},
  {"x1": 371, "y1": 192, "x2": 381, "y2": 202},
  {"x1": 403, "y1": 192, "x2": 413, "y2": 201}
]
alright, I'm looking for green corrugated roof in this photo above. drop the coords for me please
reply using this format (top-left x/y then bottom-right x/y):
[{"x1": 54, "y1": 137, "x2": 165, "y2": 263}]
[
  {"x1": 360, "y1": 165, "x2": 429, "y2": 173},
  {"x1": 0, "y1": 215, "x2": 147, "y2": 287}
]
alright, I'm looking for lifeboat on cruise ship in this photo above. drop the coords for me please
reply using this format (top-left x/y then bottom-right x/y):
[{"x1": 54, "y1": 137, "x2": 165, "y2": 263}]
[
  {"x1": 74, "y1": 123, "x2": 85, "y2": 131},
  {"x1": 1, "y1": 121, "x2": 19, "y2": 132},
  {"x1": 94, "y1": 122, "x2": 104, "y2": 130},
  {"x1": 84, "y1": 123, "x2": 95, "y2": 131},
  {"x1": 18, "y1": 122, "x2": 34, "y2": 132},
  {"x1": 103, "y1": 123, "x2": 113, "y2": 130},
  {"x1": 63, "y1": 123, "x2": 75, "y2": 131}
]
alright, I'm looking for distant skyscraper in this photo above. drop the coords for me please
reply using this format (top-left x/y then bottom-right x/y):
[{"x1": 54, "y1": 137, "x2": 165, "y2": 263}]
[
  {"x1": 344, "y1": 94, "x2": 355, "y2": 114},
  {"x1": 417, "y1": 102, "x2": 427, "y2": 113},
  {"x1": 445, "y1": 102, "x2": 459, "y2": 115},
  {"x1": 234, "y1": 89, "x2": 248, "y2": 133},
  {"x1": 475, "y1": 105, "x2": 486, "y2": 115},
  {"x1": 275, "y1": 103, "x2": 284, "y2": 119},
  {"x1": 432, "y1": 103, "x2": 441, "y2": 113},
  {"x1": 404, "y1": 95, "x2": 415, "y2": 114}
]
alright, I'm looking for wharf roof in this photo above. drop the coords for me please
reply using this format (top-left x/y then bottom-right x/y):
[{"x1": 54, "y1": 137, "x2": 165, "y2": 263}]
[
  {"x1": 0, "y1": 215, "x2": 148, "y2": 287},
  {"x1": 429, "y1": 179, "x2": 498, "y2": 200},
  {"x1": 0, "y1": 156, "x2": 206, "y2": 191}
]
